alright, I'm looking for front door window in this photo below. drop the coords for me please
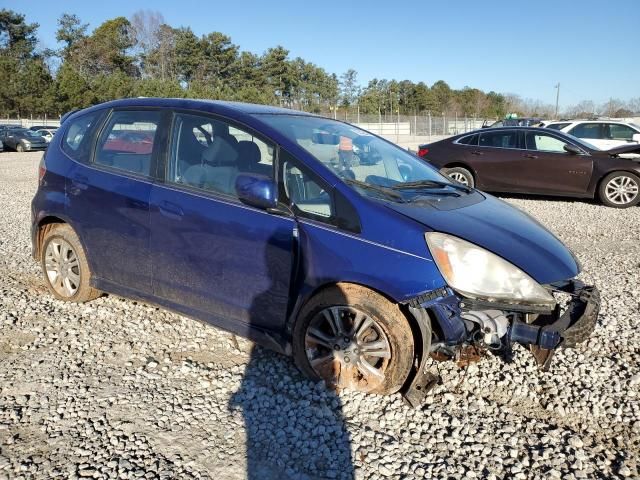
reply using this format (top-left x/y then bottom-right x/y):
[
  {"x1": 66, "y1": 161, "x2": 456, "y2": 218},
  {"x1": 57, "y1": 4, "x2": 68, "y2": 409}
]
[
  {"x1": 167, "y1": 112, "x2": 274, "y2": 197},
  {"x1": 524, "y1": 132, "x2": 574, "y2": 153}
]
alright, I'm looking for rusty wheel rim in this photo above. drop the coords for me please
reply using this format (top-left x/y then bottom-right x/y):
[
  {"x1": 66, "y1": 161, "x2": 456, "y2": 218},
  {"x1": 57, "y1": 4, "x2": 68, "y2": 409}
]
[{"x1": 304, "y1": 306, "x2": 391, "y2": 392}]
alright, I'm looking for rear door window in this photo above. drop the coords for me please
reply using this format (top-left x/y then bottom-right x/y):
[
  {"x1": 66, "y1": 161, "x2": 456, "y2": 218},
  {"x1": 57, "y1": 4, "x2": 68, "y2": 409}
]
[
  {"x1": 457, "y1": 134, "x2": 478, "y2": 145},
  {"x1": 94, "y1": 110, "x2": 161, "y2": 177},
  {"x1": 479, "y1": 130, "x2": 519, "y2": 149}
]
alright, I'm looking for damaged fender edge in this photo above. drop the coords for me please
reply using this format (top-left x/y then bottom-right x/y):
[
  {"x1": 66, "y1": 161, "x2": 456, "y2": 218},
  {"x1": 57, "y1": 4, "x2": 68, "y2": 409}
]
[{"x1": 399, "y1": 280, "x2": 600, "y2": 407}]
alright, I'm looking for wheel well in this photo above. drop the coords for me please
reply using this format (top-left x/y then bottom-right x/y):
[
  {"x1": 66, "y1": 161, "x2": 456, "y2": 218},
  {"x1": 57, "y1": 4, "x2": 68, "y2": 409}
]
[
  {"x1": 35, "y1": 216, "x2": 66, "y2": 258},
  {"x1": 292, "y1": 281, "x2": 426, "y2": 366}
]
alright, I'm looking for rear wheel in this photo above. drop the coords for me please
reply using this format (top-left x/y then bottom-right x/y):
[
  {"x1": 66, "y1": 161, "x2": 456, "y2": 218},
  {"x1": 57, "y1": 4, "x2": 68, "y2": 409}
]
[
  {"x1": 40, "y1": 224, "x2": 101, "y2": 302},
  {"x1": 292, "y1": 284, "x2": 414, "y2": 395},
  {"x1": 598, "y1": 171, "x2": 640, "y2": 208},
  {"x1": 442, "y1": 166, "x2": 474, "y2": 187}
]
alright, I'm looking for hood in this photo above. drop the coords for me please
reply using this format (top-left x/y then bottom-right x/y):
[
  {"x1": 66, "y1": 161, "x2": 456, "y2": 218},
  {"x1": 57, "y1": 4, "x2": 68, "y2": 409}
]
[
  {"x1": 386, "y1": 193, "x2": 579, "y2": 284},
  {"x1": 605, "y1": 143, "x2": 640, "y2": 156}
]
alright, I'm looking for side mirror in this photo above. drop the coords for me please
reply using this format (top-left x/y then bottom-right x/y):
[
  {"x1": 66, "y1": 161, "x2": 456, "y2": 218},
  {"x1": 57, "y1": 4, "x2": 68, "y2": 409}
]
[
  {"x1": 632, "y1": 133, "x2": 640, "y2": 142},
  {"x1": 235, "y1": 174, "x2": 277, "y2": 210},
  {"x1": 564, "y1": 143, "x2": 582, "y2": 155}
]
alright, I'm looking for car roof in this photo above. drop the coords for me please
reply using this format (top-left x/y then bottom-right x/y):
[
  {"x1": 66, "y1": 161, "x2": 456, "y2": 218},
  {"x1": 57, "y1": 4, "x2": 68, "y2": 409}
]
[
  {"x1": 549, "y1": 119, "x2": 634, "y2": 124},
  {"x1": 82, "y1": 97, "x2": 315, "y2": 116},
  {"x1": 459, "y1": 126, "x2": 563, "y2": 136},
  {"x1": 62, "y1": 98, "x2": 320, "y2": 130}
]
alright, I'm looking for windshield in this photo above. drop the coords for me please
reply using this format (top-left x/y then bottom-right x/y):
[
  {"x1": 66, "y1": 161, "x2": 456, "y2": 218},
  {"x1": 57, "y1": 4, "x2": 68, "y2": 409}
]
[{"x1": 258, "y1": 114, "x2": 457, "y2": 201}]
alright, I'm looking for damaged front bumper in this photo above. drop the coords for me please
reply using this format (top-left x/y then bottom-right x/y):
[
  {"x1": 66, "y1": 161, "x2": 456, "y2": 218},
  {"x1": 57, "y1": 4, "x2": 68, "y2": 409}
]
[{"x1": 401, "y1": 280, "x2": 600, "y2": 407}]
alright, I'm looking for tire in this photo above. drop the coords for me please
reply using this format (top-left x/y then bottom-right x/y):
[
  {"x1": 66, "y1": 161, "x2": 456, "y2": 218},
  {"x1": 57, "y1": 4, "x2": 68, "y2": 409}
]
[
  {"x1": 40, "y1": 223, "x2": 101, "y2": 302},
  {"x1": 442, "y1": 166, "x2": 475, "y2": 187},
  {"x1": 292, "y1": 283, "x2": 415, "y2": 395},
  {"x1": 16, "y1": 143, "x2": 24, "y2": 153},
  {"x1": 598, "y1": 171, "x2": 640, "y2": 208}
]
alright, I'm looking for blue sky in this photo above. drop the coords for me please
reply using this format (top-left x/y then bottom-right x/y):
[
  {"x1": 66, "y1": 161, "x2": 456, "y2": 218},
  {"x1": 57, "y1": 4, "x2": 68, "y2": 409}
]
[{"x1": 9, "y1": 0, "x2": 640, "y2": 108}]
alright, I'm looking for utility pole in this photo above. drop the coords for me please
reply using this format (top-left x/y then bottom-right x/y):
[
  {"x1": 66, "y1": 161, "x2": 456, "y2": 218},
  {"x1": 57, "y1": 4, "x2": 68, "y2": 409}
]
[{"x1": 554, "y1": 83, "x2": 560, "y2": 119}]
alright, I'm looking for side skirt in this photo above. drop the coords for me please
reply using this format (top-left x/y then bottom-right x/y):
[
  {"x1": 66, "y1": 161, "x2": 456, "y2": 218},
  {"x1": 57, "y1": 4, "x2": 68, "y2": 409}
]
[{"x1": 92, "y1": 277, "x2": 289, "y2": 355}]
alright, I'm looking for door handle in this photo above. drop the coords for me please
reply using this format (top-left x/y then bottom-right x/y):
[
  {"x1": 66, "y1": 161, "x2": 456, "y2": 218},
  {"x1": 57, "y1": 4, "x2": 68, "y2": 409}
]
[
  {"x1": 158, "y1": 200, "x2": 184, "y2": 219},
  {"x1": 470, "y1": 150, "x2": 484, "y2": 156},
  {"x1": 524, "y1": 154, "x2": 538, "y2": 159}
]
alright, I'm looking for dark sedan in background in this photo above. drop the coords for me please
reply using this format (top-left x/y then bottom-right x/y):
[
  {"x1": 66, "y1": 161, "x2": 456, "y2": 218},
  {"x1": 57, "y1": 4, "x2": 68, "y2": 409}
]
[
  {"x1": 0, "y1": 128, "x2": 47, "y2": 152},
  {"x1": 419, "y1": 127, "x2": 640, "y2": 208}
]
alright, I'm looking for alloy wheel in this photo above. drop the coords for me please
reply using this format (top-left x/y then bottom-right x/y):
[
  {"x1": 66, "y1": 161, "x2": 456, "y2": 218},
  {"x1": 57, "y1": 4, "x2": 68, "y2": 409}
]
[
  {"x1": 44, "y1": 238, "x2": 81, "y2": 298},
  {"x1": 605, "y1": 175, "x2": 639, "y2": 206},
  {"x1": 449, "y1": 171, "x2": 469, "y2": 185},
  {"x1": 304, "y1": 306, "x2": 392, "y2": 391}
]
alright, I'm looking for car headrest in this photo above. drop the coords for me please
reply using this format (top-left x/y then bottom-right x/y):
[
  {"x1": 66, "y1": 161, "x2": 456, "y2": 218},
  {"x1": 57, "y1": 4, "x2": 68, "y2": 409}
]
[{"x1": 237, "y1": 141, "x2": 261, "y2": 165}]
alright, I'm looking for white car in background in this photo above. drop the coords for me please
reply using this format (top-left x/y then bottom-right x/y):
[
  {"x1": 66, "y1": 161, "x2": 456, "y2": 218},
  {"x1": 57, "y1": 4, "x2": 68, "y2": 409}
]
[
  {"x1": 546, "y1": 120, "x2": 640, "y2": 151},
  {"x1": 34, "y1": 128, "x2": 58, "y2": 143}
]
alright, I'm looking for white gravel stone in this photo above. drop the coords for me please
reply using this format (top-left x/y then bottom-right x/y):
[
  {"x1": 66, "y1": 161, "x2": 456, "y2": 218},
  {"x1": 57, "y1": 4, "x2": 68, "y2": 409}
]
[{"x1": 0, "y1": 152, "x2": 638, "y2": 479}]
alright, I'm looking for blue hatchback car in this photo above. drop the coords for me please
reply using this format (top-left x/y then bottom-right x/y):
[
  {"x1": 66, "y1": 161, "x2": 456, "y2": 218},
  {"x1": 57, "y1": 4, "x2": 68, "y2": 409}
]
[{"x1": 31, "y1": 98, "x2": 599, "y2": 405}]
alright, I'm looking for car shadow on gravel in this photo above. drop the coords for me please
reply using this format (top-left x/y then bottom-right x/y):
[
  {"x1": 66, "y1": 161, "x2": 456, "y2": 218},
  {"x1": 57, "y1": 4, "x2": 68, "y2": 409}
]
[{"x1": 228, "y1": 234, "x2": 355, "y2": 480}]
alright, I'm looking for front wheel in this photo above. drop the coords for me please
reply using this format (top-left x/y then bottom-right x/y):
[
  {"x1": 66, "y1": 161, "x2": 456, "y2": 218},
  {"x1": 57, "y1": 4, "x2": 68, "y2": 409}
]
[
  {"x1": 442, "y1": 166, "x2": 475, "y2": 187},
  {"x1": 16, "y1": 143, "x2": 24, "y2": 152},
  {"x1": 292, "y1": 284, "x2": 415, "y2": 395},
  {"x1": 598, "y1": 171, "x2": 640, "y2": 208}
]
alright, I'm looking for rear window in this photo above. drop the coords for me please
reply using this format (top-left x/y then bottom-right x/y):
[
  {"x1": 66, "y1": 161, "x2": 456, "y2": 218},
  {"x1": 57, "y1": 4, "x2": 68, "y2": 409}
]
[
  {"x1": 546, "y1": 123, "x2": 570, "y2": 130},
  {"x1": 62, "y1": 112, "x2": 100, "y2": 161}
]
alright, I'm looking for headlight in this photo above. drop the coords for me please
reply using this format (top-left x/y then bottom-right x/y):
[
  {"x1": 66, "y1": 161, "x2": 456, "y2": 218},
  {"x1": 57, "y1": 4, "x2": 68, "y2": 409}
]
[{"x1": 426, "y1": 232, "x2": 555, "y2": 308}]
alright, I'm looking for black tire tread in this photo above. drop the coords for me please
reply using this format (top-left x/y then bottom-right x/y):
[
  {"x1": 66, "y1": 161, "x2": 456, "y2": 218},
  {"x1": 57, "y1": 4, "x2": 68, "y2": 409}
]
[{"x1": 40, "y1": 223, "x2": 101, "y2": 302}]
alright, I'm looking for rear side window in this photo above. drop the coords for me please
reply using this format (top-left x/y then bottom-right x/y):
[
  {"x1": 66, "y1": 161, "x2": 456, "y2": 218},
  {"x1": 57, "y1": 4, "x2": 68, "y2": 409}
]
[
  {"x1": 94, "y1": 110, "x2": 161, "y2": 177},
  {"x1": 569, "y1": 123, "x2": 602, "y2": 139},
  {"x1": 62, "y1": 112, "x2": 100, "y2": 161},
  {"x1": 479, "y1": 131, "x2": 519, "y2": 149}
]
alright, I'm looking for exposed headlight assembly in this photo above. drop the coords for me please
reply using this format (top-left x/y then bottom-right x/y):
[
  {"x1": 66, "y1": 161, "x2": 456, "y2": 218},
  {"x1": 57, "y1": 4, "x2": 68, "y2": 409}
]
[{"x1": 426, "y1": 232, "x2": 555, "y2": 308}]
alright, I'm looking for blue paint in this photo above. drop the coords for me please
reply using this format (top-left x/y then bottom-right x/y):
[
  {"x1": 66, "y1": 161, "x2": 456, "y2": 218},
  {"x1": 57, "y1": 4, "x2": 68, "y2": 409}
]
[{"x1": 31, "y1": 98, "x2": 584, "y2": 353}]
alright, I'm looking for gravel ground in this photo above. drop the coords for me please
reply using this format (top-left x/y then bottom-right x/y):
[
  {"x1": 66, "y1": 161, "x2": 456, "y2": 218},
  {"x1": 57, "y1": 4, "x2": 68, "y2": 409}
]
[{"x1": 0, "y1": 152, "x2": 638, "y2": 480}]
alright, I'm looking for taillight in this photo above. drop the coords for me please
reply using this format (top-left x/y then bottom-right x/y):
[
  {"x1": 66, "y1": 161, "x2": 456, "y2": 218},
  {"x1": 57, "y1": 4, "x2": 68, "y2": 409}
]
[
  {"x1": 38, "y1": 157, "x2": 46, "y2": 185},
  {"x1": 418, "y1": 147, "x2": 429, "y2": 157}
]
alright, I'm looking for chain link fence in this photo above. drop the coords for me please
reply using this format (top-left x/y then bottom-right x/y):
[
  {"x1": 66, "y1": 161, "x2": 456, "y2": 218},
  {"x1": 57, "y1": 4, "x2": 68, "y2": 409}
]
[{"x1": 316, "y1": 109, "x2": 493, "y2": 137}]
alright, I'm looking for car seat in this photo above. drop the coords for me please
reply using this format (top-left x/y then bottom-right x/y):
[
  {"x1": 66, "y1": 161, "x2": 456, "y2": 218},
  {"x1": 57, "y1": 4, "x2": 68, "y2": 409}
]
[{"x1": 237, "y1": 141, "x2": 271, "y2": 176}]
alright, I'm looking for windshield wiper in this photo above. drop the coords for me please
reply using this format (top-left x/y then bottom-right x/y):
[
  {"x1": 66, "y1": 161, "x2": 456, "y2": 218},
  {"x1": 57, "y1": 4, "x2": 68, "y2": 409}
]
[
  {"x1": 344, "y1": 179, "x2": 405, "y2": 202},
  {"x1": 391, "y1": 179, "x2": 472, "y2": 193}
]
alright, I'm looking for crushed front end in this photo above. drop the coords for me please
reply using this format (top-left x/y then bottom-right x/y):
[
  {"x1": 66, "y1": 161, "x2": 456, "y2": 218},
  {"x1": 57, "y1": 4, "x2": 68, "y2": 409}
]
[{"x1": 401, "y1": 280, "x2": 600, "y2": 407}]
